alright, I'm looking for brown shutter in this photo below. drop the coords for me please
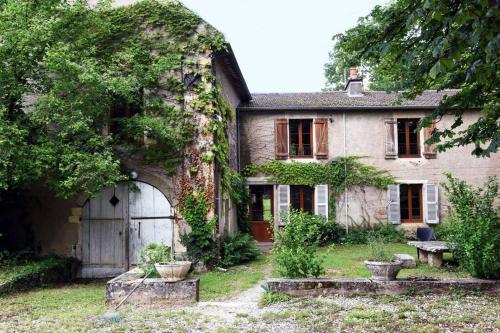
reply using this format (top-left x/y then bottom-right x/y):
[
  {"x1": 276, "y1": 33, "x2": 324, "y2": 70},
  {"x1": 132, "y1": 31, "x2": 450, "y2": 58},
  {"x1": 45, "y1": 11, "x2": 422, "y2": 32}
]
[
  {"x1": 384, "y1": 118, "x2": 397, "y2": 159},
  {"x1": 423, "y1": 121, "x2": 437, "y2": 159},
  {"x1": 314, "y1": 118, "x2": 329, "y2": 159},
  {"x1": 275, "y1": 119, "x2": 289, "y2": 160}
]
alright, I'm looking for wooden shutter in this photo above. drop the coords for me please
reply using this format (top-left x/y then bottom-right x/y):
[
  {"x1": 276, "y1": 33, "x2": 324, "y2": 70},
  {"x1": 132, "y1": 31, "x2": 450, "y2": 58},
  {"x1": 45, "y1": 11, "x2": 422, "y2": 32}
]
[
  {"x1": 314, "y1": 185, "x2": 328, "y2": 219},
  {"x1": 387, "y1": 184, "x2": 401, "y2": 224},
  {"x1": 423, "y1": 121, "x2": 437, "y2": 159},
  {"x1": 277, "y1": 185, "x2": 290, "y2": 225},
  {"x1": 384, "y1": 118, "x2": 397, "y2": 159},
  {"x1": 314, "y1": 118, "x2": 329, "y2": 159},
  {"x1": 424, "y1": 183, "x2": 439, "y2": 224},
  {"x1": 275, "y1": 119, "x2": 289, "y2": 160}
]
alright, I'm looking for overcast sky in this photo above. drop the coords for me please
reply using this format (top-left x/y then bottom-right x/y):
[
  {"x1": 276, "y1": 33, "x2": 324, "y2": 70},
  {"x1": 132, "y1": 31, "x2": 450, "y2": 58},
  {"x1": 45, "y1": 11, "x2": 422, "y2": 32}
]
[{"x1": 106, "y1": 0, "x2": 388, "y2": 92}]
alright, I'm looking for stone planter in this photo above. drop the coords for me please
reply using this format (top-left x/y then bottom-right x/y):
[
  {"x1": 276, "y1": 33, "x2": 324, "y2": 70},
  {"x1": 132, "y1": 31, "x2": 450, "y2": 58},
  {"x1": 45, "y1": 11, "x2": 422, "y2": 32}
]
[
  {"x1": 364, "y1": 260, "x2": 402, "y2": 281},
  {"x1": 154, "y1": 261, "x2": 191, "y2": 282}
]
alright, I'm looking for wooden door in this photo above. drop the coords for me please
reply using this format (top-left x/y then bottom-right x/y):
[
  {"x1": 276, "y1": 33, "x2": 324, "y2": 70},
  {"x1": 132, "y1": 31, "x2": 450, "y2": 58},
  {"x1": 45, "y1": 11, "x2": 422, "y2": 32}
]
[
  {"x1": 249, "y1": 185, "x2": 274, "y2": 242},
  {"x1": 81, "y1": 184, "x2": 128, "y2": 278},
  {"x1": 128, "y1": 181, "x2": 173, "y2": 266}
]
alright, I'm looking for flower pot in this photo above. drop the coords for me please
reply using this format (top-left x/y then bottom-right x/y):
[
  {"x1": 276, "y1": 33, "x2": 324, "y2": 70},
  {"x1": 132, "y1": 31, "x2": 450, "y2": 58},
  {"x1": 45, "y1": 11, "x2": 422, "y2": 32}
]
[
  {"x1": 364, "y1": 260, "x2": 402, "y2": 281},
  {"x1": 154, "y1": 261, "x2": 191, "y2": 282}
]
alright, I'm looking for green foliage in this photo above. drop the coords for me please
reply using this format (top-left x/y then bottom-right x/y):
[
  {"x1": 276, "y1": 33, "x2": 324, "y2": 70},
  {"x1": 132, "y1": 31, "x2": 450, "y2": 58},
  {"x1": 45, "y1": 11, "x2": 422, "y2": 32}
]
[
  {"x1": 367, "y1": 236, "x2": 392, "y2": 262},
  {"x1": 339, "y1": 224, "x2": 406, "y2": 245},
  {"x1": 0, "y1": 253, "x2": 76, "y2": 296},
  {"x1": 273, "y1": 211, "x2": 325, "y2": 278},
  {"x1": 226, "y1": 171, "x2": 251, "y2": 234},
  {"x1": 442, "y1": 174, "x2": 500, "y2": 279},
  {"x1": 260, "y1": 290, "x2": 290, "y2": 306},
  {"x1": 325, "y1": 0, "x2": 499, "y2": 157},
  {"x1": 179, "y1": 191, "x2": 217, "y2": 268},
  {"x1": 138, "y1": 243, "x2": 172, "y2": 277},
  {"x1": 220, "y1": 233, "x2": 261, "y2": 268},
  {"x1": 0, "y1": 0, "x2": 230, "y2": 197},
  {"x1": 314, "y1": 218, "x2": 345, "y2": 246}
]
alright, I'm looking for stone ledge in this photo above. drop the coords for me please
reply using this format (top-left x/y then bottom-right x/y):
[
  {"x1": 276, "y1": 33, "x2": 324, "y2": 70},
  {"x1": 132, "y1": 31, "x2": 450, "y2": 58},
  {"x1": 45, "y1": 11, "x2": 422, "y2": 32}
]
[
  {"x1": 265, "y1": 278, "x2": 500, "y2": 297},
  {"x1": 106, "y1": 271, "x2": 199, "y2": 305}
]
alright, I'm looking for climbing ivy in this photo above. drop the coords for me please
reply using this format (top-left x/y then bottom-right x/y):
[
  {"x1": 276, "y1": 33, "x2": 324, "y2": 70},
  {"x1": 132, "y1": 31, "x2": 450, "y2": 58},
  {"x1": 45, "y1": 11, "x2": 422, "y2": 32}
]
[{"x1": 245, "y1": 157, "x2": 395, "y2": 218}]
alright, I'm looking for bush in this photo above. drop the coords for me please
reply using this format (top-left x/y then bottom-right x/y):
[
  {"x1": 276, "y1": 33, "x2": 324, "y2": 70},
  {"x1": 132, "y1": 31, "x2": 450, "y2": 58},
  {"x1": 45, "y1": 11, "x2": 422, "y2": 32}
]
[
  {"x1": 138, "y1": 243, "x2": 172, "y2": 277},
  {"x1": 314, "y1": 218, "x2": 345, "y2": 245},
  {"x1": 442, "y1": 174, "x2": 500, "y2": 279},
  {"x1": 339, "y1": 224, "x2": 405, "y2": 245},
  {"x1": 221, "y1": 233, "x2": 261, "y2": 268},
  {"x1": 273, "y1": 210, "x2": 325, "y2": 278}
]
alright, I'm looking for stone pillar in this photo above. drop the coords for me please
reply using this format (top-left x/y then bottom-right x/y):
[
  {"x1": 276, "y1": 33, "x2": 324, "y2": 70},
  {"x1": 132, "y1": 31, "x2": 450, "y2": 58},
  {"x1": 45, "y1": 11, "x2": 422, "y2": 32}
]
[
  {"x1": 68, "y1": 207, "x2": 83, "y2": 260},
  {"x1": 428, "y1": 252, "x2": 443, "y2": 267},
  {"x1": 418, "y1": 249, "x2": 428, "y2": 263}
]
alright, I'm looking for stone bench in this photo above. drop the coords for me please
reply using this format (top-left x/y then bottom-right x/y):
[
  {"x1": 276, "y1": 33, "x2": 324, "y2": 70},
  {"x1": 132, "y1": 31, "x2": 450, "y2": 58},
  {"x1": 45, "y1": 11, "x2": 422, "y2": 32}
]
[{"x1": 407, "y1": 241, "x2": 450, "y2": 267}]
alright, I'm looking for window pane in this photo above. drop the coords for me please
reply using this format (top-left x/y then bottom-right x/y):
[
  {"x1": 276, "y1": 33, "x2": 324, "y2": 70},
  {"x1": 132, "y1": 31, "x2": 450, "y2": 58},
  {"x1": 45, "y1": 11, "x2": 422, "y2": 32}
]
[
  {"x1": 400, "y1": 184, "x2": 409, "y2": 220},
  {"x1": 302, "y1": 120, "x2": 312, "y2": 156},
  {"x1": 302, "y1": 187, "x2": 314, "y2": 213},
  {"x1": 263, "y1": 193, "x2": 272, "y2": 221},
  {"x1": 397, "y1": 120, "x2": 406, "y2": 155},
  {"x1": 408, "y1": 120, "x2": 419, "y2": 155},
  {"x1": 290, "y1": 120, "x2": 299, "y2": 156},
  {"x1": 410, "y1": 185, "x2": 421, "y2": 219},
  {"x1": 249, "y1": 186, "x2": 273, "y2": 221},
  {"x1": 291, "y1": 186, "x2": 301, "y2": 210}
]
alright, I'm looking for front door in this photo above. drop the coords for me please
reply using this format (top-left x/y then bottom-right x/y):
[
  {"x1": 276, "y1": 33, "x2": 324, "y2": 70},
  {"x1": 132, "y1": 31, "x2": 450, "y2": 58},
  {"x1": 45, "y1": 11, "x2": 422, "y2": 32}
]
[
  {"x1": 249, "y1": 185, "x2": 274, "y2": 242},
  {"x1": 81, "y1": 181, "x2": 173, "y2": 278}
]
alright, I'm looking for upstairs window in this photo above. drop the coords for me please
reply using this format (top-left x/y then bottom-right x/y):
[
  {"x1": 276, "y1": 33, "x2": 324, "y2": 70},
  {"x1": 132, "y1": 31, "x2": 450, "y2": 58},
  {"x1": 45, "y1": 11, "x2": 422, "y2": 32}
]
[
  {"x1": 290, "y1": 185, "x2": 314, "y2": 214},
  {"x1": 289, "y1": 119, "x2": 313, "y2": 157},
  {"x1": 397, "y1": 118, "x2": 420, "y2": 157}
]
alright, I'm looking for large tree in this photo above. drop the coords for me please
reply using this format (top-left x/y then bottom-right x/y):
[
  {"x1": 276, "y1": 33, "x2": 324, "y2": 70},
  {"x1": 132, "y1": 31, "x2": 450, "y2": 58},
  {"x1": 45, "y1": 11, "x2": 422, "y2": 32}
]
[{"x1": 325, "y1": 0, "x2": 499, "y2": 157}]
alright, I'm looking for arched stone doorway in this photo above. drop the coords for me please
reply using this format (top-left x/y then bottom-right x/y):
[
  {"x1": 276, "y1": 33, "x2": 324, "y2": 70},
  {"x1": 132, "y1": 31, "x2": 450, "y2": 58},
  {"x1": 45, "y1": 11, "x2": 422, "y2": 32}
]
[{"x1": 81, "y1": 181, "x2": 173, "y2": 278}]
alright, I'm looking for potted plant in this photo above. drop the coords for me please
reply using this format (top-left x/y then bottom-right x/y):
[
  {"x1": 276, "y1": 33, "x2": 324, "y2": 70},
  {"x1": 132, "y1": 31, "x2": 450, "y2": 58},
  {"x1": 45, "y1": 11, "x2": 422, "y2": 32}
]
[
  {"x1": 139, "y1": 243, "x2": 191, "y2": 282},
  {"x1": 364, "y1": 236, "x2": 402, "y2": 281}
]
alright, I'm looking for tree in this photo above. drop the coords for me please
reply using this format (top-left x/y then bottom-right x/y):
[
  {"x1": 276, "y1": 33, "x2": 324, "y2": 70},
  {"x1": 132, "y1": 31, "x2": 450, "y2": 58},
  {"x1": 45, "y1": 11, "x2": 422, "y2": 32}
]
[{"x1": 325, "y1": 0, "x2": 499, "y2": 157}]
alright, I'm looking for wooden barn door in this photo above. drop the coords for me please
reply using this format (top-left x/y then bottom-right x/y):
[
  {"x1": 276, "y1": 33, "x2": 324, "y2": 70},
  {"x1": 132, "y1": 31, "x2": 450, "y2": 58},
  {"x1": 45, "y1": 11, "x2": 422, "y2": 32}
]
[
  {"x1": 128, "y1": 181, "x2": 173, "y2": 266},
  {"x1": 81, "y1": 184, "x2": 128, "y2": 278},
  {"x1": 81, "y1": 181, "x2": 173, "y2": 278}
]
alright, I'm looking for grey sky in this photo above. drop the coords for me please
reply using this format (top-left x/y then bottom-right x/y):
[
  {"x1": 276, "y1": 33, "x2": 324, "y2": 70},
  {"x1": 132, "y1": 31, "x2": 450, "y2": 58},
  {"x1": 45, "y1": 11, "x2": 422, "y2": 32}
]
[{"x1": 104, "y1": 0, "x2": 388, "y2": 92}]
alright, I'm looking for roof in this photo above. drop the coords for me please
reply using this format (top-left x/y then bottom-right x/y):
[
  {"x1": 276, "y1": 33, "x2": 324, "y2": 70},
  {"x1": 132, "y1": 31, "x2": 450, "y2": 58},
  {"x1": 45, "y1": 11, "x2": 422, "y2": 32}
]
[{"x1": 238, "y1": 90, "x2": 460, "y2": 111}]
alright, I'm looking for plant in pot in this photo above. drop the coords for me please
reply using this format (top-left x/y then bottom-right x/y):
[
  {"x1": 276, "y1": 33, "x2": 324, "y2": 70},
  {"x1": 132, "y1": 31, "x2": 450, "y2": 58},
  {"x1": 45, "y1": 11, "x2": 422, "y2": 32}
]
[
  {"x1": 364, "y1": 236, "x2": 402, "y2": 281},
  {"x1": 139, "y1": 218, "x2": 191, "y2": 282}
]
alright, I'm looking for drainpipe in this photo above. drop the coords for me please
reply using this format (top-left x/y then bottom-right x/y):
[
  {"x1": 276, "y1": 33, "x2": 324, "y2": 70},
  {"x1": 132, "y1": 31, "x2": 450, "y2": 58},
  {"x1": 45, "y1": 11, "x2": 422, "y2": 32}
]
[{"x1": 343, "y1": 110, "x2": 349, "y2": 234}]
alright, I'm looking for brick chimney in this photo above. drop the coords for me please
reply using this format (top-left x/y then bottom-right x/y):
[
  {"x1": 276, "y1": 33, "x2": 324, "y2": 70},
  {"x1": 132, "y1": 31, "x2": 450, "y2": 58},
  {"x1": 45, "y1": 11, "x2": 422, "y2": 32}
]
[{"x1": 346, "y1": 67, "x2": 363, "y2": 97}]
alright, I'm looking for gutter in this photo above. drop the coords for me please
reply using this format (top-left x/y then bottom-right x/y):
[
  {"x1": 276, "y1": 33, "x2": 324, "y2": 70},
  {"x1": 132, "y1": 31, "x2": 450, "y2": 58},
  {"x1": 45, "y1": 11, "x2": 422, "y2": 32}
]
[{"x1": 237, "y1": 105, "x2": 470, "y2": 112}]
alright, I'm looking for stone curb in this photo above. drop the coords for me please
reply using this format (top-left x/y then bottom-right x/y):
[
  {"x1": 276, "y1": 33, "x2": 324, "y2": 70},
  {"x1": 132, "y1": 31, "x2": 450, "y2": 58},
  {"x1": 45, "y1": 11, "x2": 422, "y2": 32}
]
[{"x1": 265, "y1": 278, "x2": 500, "y2": 297}]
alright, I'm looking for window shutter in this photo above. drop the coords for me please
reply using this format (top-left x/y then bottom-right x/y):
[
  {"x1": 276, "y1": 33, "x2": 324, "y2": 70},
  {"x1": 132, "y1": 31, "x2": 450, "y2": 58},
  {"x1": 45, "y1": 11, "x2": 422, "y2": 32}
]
[
  {"x1": 314, "y1": 118, "x2": 328, "y2": 159},
  {"x1": 423, "y1": 121, "x2": 437, "y2": 159},
  {"x1": 275, "y1": 119, "x2": 289, "y2": 160},
  {"x1": 424, "y1": 183, "x2": 439, "y2": 224},
  {"x1": 384, "y1": 118, "x2": 397, "y2": 159},
  {"x1": 314, "y1": 185, "x2": 328, "y2": 219},
  {"x1": 387, "y1": 184, "x2": 401, "y2": 224},
  {"x1": 277, "y1": 185, "x2": 290, "y2": 225}
]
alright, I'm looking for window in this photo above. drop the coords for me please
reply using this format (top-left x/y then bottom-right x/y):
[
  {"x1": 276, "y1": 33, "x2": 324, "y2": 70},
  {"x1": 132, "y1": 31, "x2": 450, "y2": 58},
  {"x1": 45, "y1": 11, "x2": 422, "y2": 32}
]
[
  {"x1": 290, "y1": 185, "x2": 314, "y2": 213},
  {"x1": 397, "y1": 118, "x2": 420, "y2": 157},
  {"x1": 289, "y1": 119, "x2": 313, "y2": 157},
  {"x1": 249, "y1": 186, "x2": 273, "y2": 222},
  {"x1": 400, "y1": 184, "x2": 422, "y2": 223}
]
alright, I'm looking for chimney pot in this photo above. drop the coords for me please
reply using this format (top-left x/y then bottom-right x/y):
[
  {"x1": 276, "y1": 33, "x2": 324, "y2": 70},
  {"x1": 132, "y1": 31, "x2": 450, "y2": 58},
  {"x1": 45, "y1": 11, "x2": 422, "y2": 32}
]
[{"x1": 349, "y1": 67, "x2": 358, "y2": 79}]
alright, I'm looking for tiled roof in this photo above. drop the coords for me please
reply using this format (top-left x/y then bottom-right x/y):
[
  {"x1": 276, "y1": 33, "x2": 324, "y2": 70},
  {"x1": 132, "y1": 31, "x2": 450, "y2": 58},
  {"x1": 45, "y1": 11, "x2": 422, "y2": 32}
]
[{"x1": 238, "y1": 90, "x2": 460, "y2": 110}]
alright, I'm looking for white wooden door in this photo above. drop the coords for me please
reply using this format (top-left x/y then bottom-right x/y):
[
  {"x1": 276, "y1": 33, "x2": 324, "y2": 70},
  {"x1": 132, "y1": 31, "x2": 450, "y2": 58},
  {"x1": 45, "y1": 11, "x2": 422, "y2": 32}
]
[
  {"x1": 81, "y1": 183, "x2": 128, "y2": 278},
  {"x1": 81, "y1": 181, "x2": 173, "y2": 277},
  {"x1": 128, "y1": 181, "x2": 173, "y2": 266}
]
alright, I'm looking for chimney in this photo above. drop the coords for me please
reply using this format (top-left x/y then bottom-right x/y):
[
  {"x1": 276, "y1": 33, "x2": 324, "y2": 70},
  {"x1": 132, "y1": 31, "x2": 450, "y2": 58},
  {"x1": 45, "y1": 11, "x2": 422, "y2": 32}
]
[{"x1": 346, "y1": 67, "x2": 363, "y2": 97}]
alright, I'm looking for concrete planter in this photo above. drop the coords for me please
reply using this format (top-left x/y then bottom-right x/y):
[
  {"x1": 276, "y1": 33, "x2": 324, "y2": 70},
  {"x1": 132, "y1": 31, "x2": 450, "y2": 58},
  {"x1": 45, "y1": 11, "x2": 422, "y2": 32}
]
[
  {"x1": 155, "y1": 261, "x2": 191, "y2": 282},
  {"x1": 364, "y1": 260, "x2": 402, "y2": 281}
]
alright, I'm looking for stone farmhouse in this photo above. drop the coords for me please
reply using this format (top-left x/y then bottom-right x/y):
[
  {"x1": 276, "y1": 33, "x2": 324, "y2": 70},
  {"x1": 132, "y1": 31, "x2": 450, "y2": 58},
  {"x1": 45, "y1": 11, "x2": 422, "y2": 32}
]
[{"x1": 3, "y1": 1, "x2": 498, "y2": 277}]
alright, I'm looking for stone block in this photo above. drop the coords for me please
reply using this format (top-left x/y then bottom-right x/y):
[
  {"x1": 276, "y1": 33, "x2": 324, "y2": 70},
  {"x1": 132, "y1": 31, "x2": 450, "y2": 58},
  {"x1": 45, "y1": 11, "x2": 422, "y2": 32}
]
[
  {"x1": 394, "y1": 254, "x2": 417, "y2": 268},
  {"x1": 71, "y1": 207, "x2": 82, "y2": 216},
  {"x1": 68, "y1": 216, "x2": 80, "y2": 224}
]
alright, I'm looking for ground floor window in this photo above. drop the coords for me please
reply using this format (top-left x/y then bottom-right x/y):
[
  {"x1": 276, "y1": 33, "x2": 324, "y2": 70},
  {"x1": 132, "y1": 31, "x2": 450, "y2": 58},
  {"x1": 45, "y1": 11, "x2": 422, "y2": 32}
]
[
  {"x1": 400, "y1": 184, "x2": 422, "y2": 223},
  {"x1": 290, "y1": 185, "x2": 314, "y2": 213}
]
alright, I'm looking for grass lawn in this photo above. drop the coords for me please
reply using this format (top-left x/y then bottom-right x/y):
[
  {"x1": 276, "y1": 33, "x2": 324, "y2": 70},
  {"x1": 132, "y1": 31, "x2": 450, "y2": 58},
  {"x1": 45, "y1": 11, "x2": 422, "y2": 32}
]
[
  {"x1": 320, "y1": 243, "x2": 469, "y2": 279},
  {"x1": 193, "y1": 254, "x2": 271, "y2": 301}
]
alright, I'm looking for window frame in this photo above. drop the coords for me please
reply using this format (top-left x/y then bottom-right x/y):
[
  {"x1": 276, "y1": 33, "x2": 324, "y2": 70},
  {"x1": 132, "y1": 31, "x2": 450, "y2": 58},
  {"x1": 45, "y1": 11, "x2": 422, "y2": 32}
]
[
  {"x1": 290, "y1": 185, "x2": 315, "y2": 213},
  {"x1": 397, "y1": 118, "x2": 421, "y2": 158},
  {"x1": 400, "y1": 183, "x2": 423, "y2": 223},
  {"x1": 289, "y1": 119, "x2": 313, "y2": 158}
]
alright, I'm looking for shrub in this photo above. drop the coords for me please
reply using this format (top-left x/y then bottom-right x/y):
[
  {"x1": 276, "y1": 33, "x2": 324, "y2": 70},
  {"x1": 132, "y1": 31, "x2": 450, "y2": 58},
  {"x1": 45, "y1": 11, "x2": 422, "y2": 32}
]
[
  {"x1": 442, "y1": 174, "x2": 500, "y2": 279},
  {"x1": 314, "y1": 218, "x2": 345, "y2": 245},
  {"x1": 138, "y1": 243, "x2": 172, "y2": 277},
  {"x1": 273, "y1": 210, "x2": 325, "y2": 278},
  {"x1": 221, "y1": 233, "x2": 261, "y2": 268},
  {"x1": 339, "y1": 224, "x2": 405, "y2": 245}
]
